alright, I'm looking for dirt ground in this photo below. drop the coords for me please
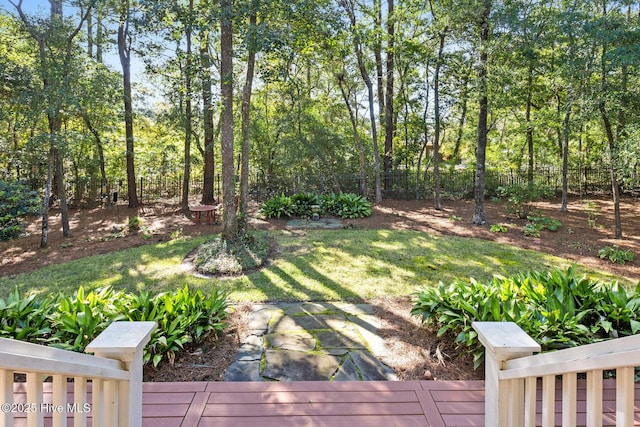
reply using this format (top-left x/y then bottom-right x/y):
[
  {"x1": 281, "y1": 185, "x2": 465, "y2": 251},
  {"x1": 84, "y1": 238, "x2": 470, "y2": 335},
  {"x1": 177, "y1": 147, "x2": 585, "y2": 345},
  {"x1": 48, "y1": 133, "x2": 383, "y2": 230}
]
[{"x1": 1, "y1": 196, "x2": 639, "y2": 382}]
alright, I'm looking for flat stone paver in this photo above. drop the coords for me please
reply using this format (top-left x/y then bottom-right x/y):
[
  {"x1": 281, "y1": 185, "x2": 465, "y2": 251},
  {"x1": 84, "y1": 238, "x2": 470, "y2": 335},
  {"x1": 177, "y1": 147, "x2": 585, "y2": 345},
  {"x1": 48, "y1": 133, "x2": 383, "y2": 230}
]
[{"x1": 223, "y1": 302, "x2": 398, "y2": 382}]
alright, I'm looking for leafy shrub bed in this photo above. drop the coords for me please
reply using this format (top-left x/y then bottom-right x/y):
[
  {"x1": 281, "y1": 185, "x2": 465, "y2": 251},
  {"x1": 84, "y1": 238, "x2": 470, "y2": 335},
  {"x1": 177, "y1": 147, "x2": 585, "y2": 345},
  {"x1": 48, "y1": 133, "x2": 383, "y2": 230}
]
[
  {"x1": 194, "y1": 233, "x2": 271, "y2": 275},
  {"x1": 259, "y1": 192, "x2": 372, "y2": 219},
  {"x1": 0, "y1": 285, "x2": 229, "y2": 366},
  {"x1": 411, "y1": 266, "x2": 640, "y2": 368},
  {"x1": 0, "y1": 180, "x2": 40, "y2": 241}
]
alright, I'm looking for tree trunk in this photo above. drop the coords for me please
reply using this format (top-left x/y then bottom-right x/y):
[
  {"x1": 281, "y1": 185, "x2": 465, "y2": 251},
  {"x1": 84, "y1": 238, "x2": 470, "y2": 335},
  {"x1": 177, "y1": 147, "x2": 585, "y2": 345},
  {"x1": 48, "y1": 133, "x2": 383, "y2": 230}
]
[
  {"x1": 181, "y1": 0, "x2": 194, "y2": 213},
  {"x1": 560, "y1": 102, "x2": 570, "y2": 212},
  {"x1": 200, "y1": 31, "x2": 216, "y2": 204},
  {"x1": 240, "y1": 2, "x2": 257, "y2": 229},
  {"x1": 383, "y1": 0, "x2": 394, "y2": 193},
  {"x1": 452, "y1": 72, "x2": 469, "y2": 163},
  {"x1": 526, "y1": 64, "x2": 534, "y2": 189},
  {"x1": 342, "y1": 0, "x2": 382, "y2": 203},
  {"x1": 220, "y1": 0, "x2": 236, "y2": 239},
  {"x1": 337, "y1": 73, "x2": 367, "y2": 196},
  {"x1": 41, "y1": 146, "x2": 55, "y2": 248},
  {"x1": 598, "y1": 5, "x2": 622, "y2": 239},
  {"x1": 433, "y1": 30, "x2": 446, "y2": 210},
  {"x1": 119, "y1": 0, "x2": 138, "y2": 207},
  {"x1": 472, "y1": 1, "x2": 491, "y2": 226}
]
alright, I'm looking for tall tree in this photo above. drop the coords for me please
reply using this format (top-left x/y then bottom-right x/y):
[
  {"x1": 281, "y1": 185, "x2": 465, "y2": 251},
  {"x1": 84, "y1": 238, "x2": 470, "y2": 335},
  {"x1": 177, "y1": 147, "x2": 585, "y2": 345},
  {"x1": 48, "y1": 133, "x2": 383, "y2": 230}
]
[
  {"x1": 118, "y1": 0, "x2": 139, "y2": 207},
  {"x1": 239, "y1": 0, "x2": 259, "y2": 228},
  {"x1": 472, "y1": 0, "x2": 492, "y2": 225},
  {"x1": 180, "y1": 0, "x2": 195, "y2": 213},
  {"x1": 10, "y1": 0, "x2": 94, "y2": 246},
  {"x1": 200, "y1": 27, "x2": 216, "y2": 205},
  {"x1": 340, "y1": 0, "x2": 383, "y2": 202},
  {"x1": 220, "y1": 0, "x2": 236, "y2": 238},
  {"x1": 384, "y1": 0, "x2": 395, "y2": 192}
]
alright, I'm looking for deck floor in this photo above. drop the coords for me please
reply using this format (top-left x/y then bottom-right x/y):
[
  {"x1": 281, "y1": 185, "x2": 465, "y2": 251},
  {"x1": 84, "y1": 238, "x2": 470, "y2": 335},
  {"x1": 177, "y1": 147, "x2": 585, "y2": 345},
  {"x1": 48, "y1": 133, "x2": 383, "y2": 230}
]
[{"x1": 11, "y1": 379, "x2": 640, "y2": 426}]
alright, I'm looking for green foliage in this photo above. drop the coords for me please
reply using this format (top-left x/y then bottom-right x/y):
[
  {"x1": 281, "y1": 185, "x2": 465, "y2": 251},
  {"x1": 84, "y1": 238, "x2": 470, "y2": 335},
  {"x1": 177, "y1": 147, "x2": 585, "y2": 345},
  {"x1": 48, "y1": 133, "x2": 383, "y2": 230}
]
[
  {"x1": 496, "y1": 184, "x2": 553, "y2": 219},
  {"x1": 330, "y1": 193, "x2": 372, "y2": 219},
  {"x1": 527, "y1": 215, "x2": 562, "y2": 232},
  {"x1": 49, "y1": 287, "x2": 127, "y2": 352},
  {"x1": 260, "y1": 192, "x2": 372, "y2": 219},
  {"x1": 126, "y1": 285, "x2": 229, "y2": 366},
  {"x1": 598, "y1": 245, "x2": 634, "y2": 265},
  {"x1": 412, "y1": 267, "x2": 640, "y2": 368},
  {"x1": 0, "y1": 288, "x2": 53, "y2": 342},
  {"x1": 0, "y1": 286, "x2": 229, "y2": 368},
  {"x1": 259, "y1": 194, "x2": 295, "y2": 218},
  {"x1": 290, "y1": 192, "x2": 321, "y2": 217},
  {"x1": 128, "y1": 216, "x2": 143, "y2": 232},
  {"x1": 194, "y1": 233, "x2": 271, "y2": 275},
  {"x1": 0, "y1": 181, "x2": 40, "y2": 241},
  {"x1": 583, "y1": 201, "x2": 599, "y2": 228},
  {"x1": 522, "y1": 223, "x2": 542, "y2": 237},
  {"x1": 490, "y1": 224, "x2": 507, "y2": 233}
]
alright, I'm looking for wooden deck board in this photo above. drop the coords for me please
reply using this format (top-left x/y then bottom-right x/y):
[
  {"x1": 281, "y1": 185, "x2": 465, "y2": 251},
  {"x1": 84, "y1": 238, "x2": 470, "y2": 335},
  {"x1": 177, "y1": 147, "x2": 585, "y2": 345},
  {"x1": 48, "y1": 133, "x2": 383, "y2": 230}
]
[{"x1": 7, "y1": 380, "x2": 640, "y2": 426}]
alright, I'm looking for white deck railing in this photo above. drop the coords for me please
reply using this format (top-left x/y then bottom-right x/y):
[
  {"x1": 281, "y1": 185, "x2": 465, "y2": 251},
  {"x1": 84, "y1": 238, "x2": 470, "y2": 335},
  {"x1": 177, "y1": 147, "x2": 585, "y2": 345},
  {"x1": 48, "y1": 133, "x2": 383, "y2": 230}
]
[
  {"x1": 0, "y1": 321, "x2": 156, "y2": 427},
  {"x1": 474, "y1": 321, "x2": 640, "y2": 427}
]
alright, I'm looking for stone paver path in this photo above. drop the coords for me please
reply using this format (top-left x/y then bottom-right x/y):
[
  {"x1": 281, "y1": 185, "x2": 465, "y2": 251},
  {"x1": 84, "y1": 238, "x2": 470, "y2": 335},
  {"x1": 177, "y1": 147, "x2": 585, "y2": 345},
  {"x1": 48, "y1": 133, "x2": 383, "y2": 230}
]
[{"x1": 223, "y1": 302, "x2": 398, "y2": 382}]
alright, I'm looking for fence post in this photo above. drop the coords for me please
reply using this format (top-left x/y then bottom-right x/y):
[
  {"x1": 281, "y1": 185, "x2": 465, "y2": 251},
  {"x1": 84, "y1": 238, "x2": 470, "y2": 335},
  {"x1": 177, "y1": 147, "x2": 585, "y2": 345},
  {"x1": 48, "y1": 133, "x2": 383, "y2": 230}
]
[
  {"x1": 473, "y1": 322, "x2": 540, "y2": 427},
  {"x1": 86, "y1": 322, "x2": 156, "y2": 427}
]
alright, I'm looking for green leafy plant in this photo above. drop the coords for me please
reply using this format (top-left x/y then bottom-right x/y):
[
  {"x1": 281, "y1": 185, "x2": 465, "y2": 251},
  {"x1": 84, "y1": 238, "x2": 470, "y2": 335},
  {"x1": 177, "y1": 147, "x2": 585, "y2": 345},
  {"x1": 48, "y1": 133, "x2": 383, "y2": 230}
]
[
  {"x1": 490, "y1": 224, "x2": 507, "y2": 233},
  {"x1": 128, "y1": 216, "x2": 143, "y2": 232},
  {"x1": 527, "y1": 215, "x2": 561, "y2": 231},
  {"x1": 259, "y1": 194, "x2": 295, "y2": 218},
  {"x1": 290, "y1": 192, "x2": 321, "y2": 218},
  {"x1": 333, "y1": 193, "x2": 372, "y2": 219},
  {"x1": 522, "y1": 223, "x2": 542, "y2": 237},
  {"x1": 598, "y1": 245, "x2": 634, "y2": 265},
  {"x1": 583, "y1": 200, "x2": 599, "y2": 228},
  {"x1": 496, "y1": 184, "x2": 553, "y2": 219},
  {"x1": 0, "y1": 180, "x2": 41, "y2": 241},
  {"x1": 127, "y1": 285, "x2": 229, "y2": 366},
  {"x1": 412, "y1": 266, "x2": 640, "y2": 368},
  {"x1": 0, "y1": 288, "x2": 53, "y2": 342},
  {"x1": 449, "y1": 215, "x2": 463, "y2": 222},
  {"x1": 49, "y1": 287, "x2": 128, "y2": 351},
  {"x1": 0, "y1": 285, "x2": 229, "y2": 368}
]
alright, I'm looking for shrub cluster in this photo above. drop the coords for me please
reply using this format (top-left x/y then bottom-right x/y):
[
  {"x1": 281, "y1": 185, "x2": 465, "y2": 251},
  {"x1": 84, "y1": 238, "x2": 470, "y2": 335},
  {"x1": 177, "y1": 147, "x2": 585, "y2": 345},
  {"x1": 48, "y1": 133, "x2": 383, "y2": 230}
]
[
  {"x1": 495, "y1": 183, "x2": 554, "y2": 219},
  {"x1": 411, "y1": 266, "x2": 640, "y2": 368},
  {"x1": 0, "y1": 180, "x2": 40, "y2": 241},
  {"x1": 195, "y1": 232, "x2": 270, "y2": 275},
  {"x1": 0, "y1": 285, "x2": 229, "y2": 367},
  {"x1": 259, "y1": 192, "x2": 372, "y2": 219}
]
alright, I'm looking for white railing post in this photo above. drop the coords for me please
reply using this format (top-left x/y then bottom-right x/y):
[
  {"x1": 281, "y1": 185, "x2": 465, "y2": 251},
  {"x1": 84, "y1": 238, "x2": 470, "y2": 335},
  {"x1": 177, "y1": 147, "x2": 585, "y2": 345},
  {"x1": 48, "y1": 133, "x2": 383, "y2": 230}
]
[
  {"x1": 473, "y1": 322, "x2": 540, "y2": 427},
  {"x1": 86, "y1": 322, "x2": 156, "y2": 427}
]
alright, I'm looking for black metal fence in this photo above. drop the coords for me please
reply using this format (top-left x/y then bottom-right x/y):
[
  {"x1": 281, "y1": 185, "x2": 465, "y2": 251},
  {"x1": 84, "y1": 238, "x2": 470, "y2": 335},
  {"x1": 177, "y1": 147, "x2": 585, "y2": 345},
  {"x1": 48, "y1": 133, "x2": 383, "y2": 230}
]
[{"x1": 72, "y1": 166, "x2": 632, "y2": 207}]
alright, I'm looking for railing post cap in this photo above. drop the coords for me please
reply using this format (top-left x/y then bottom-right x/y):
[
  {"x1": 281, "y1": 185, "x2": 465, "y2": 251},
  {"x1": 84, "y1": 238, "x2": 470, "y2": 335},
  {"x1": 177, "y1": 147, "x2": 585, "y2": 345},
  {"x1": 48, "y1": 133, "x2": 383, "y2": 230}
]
[
  {"x1": 473, "y1": 321, "x2": 540, "y2": 360},
  {"x1": 86, "y1": 321, "x2": 157, "y2": 359}
]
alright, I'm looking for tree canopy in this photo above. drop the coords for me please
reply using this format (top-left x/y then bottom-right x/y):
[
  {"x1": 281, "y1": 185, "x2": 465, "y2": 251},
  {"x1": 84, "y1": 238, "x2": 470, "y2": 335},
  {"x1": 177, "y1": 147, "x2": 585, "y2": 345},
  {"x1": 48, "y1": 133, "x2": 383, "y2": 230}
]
[{"x1": 1, "y1": 0, "x2": 639, "y2": 241}]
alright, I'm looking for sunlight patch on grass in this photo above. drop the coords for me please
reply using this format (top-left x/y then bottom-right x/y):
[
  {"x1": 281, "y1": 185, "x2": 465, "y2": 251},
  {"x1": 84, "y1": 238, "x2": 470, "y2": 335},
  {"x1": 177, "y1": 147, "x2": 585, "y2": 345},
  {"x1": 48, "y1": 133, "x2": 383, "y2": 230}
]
[{"x1": 0, "y1": 229, "x2": 633, "y2": 302}]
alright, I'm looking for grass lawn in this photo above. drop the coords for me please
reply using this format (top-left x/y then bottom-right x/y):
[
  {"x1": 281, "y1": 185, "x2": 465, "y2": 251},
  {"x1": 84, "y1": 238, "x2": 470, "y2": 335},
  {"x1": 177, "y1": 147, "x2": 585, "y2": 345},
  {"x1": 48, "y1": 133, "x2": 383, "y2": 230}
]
[{"x1": 0, "y1": 229, "x2": 630, "y2": 301}]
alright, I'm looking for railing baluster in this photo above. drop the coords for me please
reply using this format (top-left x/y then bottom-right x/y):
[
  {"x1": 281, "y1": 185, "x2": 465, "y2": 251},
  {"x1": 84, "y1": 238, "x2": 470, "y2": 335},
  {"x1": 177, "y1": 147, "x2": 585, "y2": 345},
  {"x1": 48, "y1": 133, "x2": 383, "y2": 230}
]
[
  {"x1": 562, "y1": 372, "x2": 577, "y2": 427},
  {"x1": 1, "y1": 369, "x2": 13, "y2": 427},
  {"x1": 103, "y1": 380, "x2": 118, "y2": 427},
  {"x1": 73, "y1": 377, "x2": 87, "y2": 427},
  {"x1": 524, "y1": 376, "x2": 537, "y2": 427},
  {"x1": 92, "y1": 379, "x2": 103, "y2": 427},
  {"x1": 52, "y1": 374, "x2": 67, "y2": 427},
  {"x1": 25, "y1": 372, "x2": 43, "y2": 427},
  {"x1": 586, "y1": 369, "x2": 603, "y2": 427},
  {"x1": 542, "y1": 374, "x2": 555, "y2": 427},
  {"x1": 616, "y1": 366, "x2": 635, "y2": 427}
]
